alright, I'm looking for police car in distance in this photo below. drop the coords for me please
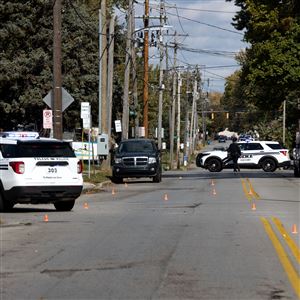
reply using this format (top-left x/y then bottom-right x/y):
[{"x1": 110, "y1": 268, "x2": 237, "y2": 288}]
[
  {"x1": 0, "y1": 131, "x2": 83, "y2": 211},
  {"x1": 196, "y1": 141, "x2": 291, "y2": 172}
]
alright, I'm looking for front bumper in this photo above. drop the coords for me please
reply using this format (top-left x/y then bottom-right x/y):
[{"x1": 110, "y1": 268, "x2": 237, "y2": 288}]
[{"x1": 112, "y1": 164, "x2": 159, "y2": 178}]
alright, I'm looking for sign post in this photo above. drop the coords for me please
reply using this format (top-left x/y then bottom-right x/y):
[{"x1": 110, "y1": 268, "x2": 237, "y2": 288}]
[
  {"x1": 43, "y1": 110, "x2": 53, "y2": 129},
  {"x1": 81, "y1": 102, "x2": 91, "y2": 178}
]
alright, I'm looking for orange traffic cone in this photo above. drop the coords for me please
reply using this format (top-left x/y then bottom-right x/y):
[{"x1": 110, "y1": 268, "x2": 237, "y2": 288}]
[
  {"x1": 292, "y1": 224, "x2": 298, "y2": 234},
  {"x1": 164, "y1": 193, "x2": 169, "y2": 201},
  {"x1": 251, "y1": 202, "x2": 256, "y2": 211},
  {"x1": 84, "y1": 202, "x2": 89, "y2": 209},
  {"x1": 43, "y1": 214, "x2": 49, "y2": 222}
]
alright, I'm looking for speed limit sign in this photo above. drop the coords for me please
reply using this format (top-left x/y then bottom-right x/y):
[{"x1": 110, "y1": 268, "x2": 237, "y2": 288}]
[{"x1": 43, "y1": 109, "x2": 52, "y2": 129}]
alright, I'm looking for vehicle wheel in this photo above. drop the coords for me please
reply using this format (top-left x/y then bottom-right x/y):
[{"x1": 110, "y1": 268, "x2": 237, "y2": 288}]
[
  {"x1": 261, "y1": 158, "x2": 277, "y2": 172},
  {"x1": 196, "y1": 154, "x2": 202, "y2": 167},
  {"x1": 54, "y1": 200, "x2": 75, "y2": 211},
  {"x1": 294, "y1": 165, "x2": 300, "y2": 177},
  {"x1": 153, "y1": 170, "x2": 162, "y2": 183},
  {"x1": 0, "y1": 193, "x2": 14, "y2": 212},
  {"x1": 206, "y1": 158, "x2": 222, "y2": 172},
  {"x1": 111, "y1": 176, "x2": 123, "y2": 184},
  {"x1": 0, "y1": 192, "x2": 5, "y2": 212}
]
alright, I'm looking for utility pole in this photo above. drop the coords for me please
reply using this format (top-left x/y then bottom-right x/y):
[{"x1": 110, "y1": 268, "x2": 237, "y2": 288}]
[
  {"x1": 131, "y1": 5, "x2": 139, "y2": 137},
  {"x1": 184, "y1": 69, "x2": 191, "y2": 160},
  {"x1": 101, "y1": 0, "x2": 108, "y2": 135},
  {"x1": 176, "y1": 71, "x2": 181, "y2": 169},
  {"x1": 143, "y1": 0, "x2": 149, "y2": 137},
  {"x1": 106, "y1": 15, "x2": 115, "y2": 166},
  {"x1": 157, "y1": 0, "x2": 164, "y2": 149},
  {"x1": 53, "y1": 0, "x2": 62, "y2": 139},
  {"x1": 122, "y1": 0, "x2": 133, "y2": 140},
  {"x1": 169, "y1": 32, "x2": 177, "y2": 169},
  {"x1": 98, "y1": 9, "x2": 103, "y2": 133},
  {"x1": 190, "y1": 73, "x2": 198, "y2": 155},
  {"x1": 283, "y1": 99, "x2": 286, "y2": 144}
]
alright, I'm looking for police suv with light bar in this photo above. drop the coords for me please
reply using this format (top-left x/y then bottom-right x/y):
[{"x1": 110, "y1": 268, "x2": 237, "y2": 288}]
[
  {"x1": 0, "y1": 132, "x2": 83, "y2": 211},
  {"x1": 196, "y1": 141, "x2": 291, "y2": 172}
]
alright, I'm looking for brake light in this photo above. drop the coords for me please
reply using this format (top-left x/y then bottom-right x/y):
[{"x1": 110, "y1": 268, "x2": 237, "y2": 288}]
[
  {"x1": 77, "y1": 160, "x2": 83, "y2": 174},
  {"x1": 280, "y1": 150, "x2": 287, "y2": 156},
  {"x1": 9, "y1": 161, "x2": 25, "y2": 174}
]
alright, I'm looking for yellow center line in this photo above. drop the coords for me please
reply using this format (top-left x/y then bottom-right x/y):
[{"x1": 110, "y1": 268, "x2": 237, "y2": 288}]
[
  {"x1": 241, "y1": 179, "x2": 252, "y2": 202},
  {"x1": 272, "y1": 217, "x2": 300, "y2": 264},
  {"x1": 246, "y1": 178, "x2": 260, "y2": 200},
  {"x1": 261, "y1": 217, "x2": 300, "y2": 299}
]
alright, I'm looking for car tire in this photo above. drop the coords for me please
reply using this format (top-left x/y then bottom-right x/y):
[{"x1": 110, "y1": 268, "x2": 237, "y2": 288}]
[
  {"x1": 153, "y1": 170, "x2": 162, "y2": 183},
  {"x1": 206, "y1": 158, "x2": 222, "y2": 172},
  {"x1": 196, "y1": 154, "x2": 202, "y2": 167},
  {"x1": 0, "y1": 192, "x2": 5, "y2": 212},
  {"x1": 261, "y1": 158, "x2": 277, "y2": 172},
  {"x1": 0, "y1": 192, "x2": 14, "y2": 212},
  {"x1": 54, "y1": 200, "x2": 75, "y2": 211},
  {"x1": 294, "y1": 165, "x2": 300, "y2": 177}
]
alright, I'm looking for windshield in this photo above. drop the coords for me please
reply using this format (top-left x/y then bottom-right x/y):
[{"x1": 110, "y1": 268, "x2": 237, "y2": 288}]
[{"x1": 119, "y1": 140, "x2": 155, "y2": 153}]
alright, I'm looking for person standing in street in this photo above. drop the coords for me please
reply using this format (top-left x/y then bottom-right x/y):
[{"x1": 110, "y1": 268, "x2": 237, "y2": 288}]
[{"x1": 226, "y1": 136, "x2": 241, "y2": 172}]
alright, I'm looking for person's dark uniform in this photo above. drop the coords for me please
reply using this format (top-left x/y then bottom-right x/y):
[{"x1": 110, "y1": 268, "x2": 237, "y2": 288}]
[{"x1": 225, "y1": 137, "x2": 241, "y2": 172}]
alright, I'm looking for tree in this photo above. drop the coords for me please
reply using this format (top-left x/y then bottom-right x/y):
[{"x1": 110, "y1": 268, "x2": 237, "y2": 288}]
[
  {"x1": 225, "y1": 0, "x2": 300, "y2": 144},
  {"x1": 0, "y1": 1, "x2": 128, "y2": 133}
]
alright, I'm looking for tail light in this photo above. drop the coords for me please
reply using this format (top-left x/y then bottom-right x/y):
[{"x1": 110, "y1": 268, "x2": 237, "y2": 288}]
[
  {"x1": 77, "y1": 160, "x2": 83, "y2": 174},
  {"x1": 9, "y1": 161, "x2": 25, "y2": 174},
  {"x1": 280, "y1": 150, "x2": 287, "y2": 156}
]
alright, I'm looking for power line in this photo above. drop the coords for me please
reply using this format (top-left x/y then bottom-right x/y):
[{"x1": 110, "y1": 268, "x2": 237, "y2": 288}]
[{"x1": 154, "y1": 8, "x2": 244, "y2": 35}]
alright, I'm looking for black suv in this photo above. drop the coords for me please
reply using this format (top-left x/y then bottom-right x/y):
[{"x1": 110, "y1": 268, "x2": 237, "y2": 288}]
[{"x1": 112, "y1": 139, "x2": 162, "y2": 183}]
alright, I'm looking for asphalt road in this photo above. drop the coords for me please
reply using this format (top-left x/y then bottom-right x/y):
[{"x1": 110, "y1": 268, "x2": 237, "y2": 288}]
[{"x1": 0, "y1": 167, "x2": 299, "y2": 300}]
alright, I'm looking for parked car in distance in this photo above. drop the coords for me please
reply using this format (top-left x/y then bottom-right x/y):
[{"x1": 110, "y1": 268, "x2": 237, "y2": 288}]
[
  {"x1": 112, "y1": 139, "x2": 162, "y2": 183},
  {"x1": 196, "y1": 141, "x2": 290, "y2": 172},
  {"x1": 218, "y1": 135, "x2": 227, "y2": 143}
]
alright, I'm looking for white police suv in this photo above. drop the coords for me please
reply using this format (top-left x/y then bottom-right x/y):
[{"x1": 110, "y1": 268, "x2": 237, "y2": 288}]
[
  {"x1": 196, "y1": 141, "x2": 291, "y2": 172},
  {"x1": 0, "y1": 132, "x2": 83, "y2": 211}
]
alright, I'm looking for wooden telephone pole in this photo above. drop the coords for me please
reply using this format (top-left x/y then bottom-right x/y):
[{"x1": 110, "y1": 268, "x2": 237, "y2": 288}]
[
  {"x1": 53, "y1": 0, "x2": 62, "y2": 139},
  {"x1": 143, "y1": 0, "x2": 149, "y2": 137}
]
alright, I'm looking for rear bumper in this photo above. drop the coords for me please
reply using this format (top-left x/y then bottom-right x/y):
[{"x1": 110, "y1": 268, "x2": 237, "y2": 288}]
[{"x1": 4, "y1": 185, "x2": 83, "y2": 204}]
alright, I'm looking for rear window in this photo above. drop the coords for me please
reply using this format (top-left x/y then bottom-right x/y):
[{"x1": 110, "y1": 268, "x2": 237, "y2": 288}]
[
  {"x1": 0, "y1": 142, "x2": 76, "y2": 158},
  {"x1": 266, "y1": 143, "x2": 282, "y2": 150},
  {"x1": 119, "y1": 141, "x2": 155, "y2": 153}
]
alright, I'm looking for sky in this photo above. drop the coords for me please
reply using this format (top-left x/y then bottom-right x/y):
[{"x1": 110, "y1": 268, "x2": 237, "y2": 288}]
[{"x1": 132, "y1": 0, "x2": 248, "y2": 93}]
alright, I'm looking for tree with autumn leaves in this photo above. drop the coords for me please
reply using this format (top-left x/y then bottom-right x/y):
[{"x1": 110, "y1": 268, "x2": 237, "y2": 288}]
[{"x1": 223, "y1": 0, "x2": 300, "y2": 146}]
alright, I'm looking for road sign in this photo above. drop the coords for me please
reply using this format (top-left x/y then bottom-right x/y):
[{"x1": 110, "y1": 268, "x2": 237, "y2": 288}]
[
  {"x1": 115, "y1": 120, "x2": 122, "y2": 132},
  {"x1": 43, "y1": 110, "x2": 52, "y2": 129},
  {"x1": 43, "y1": 88, "x2": 74, "y2": 112},
  {"x1": 81, "y1": 102, "x2": 91, "y2": 119},
  {"x1": 83, "y1": 117, "x2": 91, "y2": 129}
]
